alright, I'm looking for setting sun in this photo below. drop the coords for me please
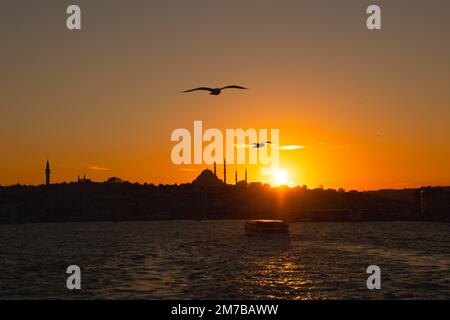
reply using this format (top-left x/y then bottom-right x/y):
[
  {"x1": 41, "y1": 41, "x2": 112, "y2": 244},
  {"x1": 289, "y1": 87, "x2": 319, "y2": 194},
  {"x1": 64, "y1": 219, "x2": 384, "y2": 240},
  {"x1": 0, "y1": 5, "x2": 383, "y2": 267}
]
[{"x1": 273, "y1": 169, "x2": 289, "y2": 186}]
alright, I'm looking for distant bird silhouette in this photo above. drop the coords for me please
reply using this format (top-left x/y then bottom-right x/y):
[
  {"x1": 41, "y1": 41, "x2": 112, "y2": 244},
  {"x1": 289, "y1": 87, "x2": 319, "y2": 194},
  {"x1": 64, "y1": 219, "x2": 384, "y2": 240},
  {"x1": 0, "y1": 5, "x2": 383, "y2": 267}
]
[
  {"x1": 249, "y1": 141, "x2": 272, "y2": 148},
  {"x1": 182, "y1": 85, "x2": 248, "y2": 95}
]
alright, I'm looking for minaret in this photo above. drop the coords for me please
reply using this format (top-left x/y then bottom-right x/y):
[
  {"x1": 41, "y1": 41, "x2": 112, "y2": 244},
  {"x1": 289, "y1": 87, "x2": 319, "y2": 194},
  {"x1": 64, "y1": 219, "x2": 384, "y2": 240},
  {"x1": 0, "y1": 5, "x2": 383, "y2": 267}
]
[
  {"x1": 235, "y1": 170, "x2": 238, "y2": 185},
  {"x1": 223, "y1": 158, "x2": 227, "y2": 184},
  {"x1": 245, "y1": 168, "x2": 248, "y2": 183},
  {"x1": 45, "y1": 160, "x2": 51, "y2": 186},
  {"x1": 213, "y1": 161, "x2": 217, "y2": 176}
]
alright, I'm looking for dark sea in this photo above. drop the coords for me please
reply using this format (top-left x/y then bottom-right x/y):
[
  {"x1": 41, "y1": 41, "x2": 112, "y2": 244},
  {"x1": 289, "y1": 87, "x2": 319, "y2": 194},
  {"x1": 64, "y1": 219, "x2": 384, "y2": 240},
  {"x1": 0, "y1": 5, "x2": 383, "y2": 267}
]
[{"x1": 0, "y1": 221, "x2": 448, "y2": 299}]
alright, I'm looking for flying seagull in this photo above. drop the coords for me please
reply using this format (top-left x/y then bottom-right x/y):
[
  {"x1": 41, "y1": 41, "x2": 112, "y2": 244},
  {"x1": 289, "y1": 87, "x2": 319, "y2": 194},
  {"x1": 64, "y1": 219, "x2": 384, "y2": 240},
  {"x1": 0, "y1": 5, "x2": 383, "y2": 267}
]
[
  {"x1": 235, "y1": 142, "x2": 304, "y2": 150},
  {"x1": 182, "y1": 85, "x2": 248, "y2": 95},
  {"x1": 249, "y1": 141, "x2": 272, "y2": 148}
]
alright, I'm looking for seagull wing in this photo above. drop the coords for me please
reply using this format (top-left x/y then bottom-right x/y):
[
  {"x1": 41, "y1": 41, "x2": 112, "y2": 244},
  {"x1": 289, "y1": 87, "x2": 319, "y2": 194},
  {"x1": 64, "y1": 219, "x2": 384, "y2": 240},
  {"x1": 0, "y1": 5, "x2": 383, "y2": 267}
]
[
  {"x1": 182, "y1": 87, "x2": 214, "y2": 93},
  {"x1": 221, "y1": 85, "x2": 248, "y2": 90}
]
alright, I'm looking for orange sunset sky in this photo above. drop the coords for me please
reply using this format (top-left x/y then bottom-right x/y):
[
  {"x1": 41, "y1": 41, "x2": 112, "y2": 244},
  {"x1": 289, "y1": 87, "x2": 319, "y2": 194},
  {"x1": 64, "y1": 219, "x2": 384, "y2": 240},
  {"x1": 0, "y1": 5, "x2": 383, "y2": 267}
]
[{"x1": 1, "y1": 1, "x2": 449, "y2": 190}]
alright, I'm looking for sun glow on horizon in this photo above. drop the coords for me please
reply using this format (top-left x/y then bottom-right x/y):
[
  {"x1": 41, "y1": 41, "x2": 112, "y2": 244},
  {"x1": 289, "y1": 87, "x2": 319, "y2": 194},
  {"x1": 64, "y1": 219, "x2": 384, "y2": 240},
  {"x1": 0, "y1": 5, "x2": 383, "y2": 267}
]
[{"x1": 273, "y1": 169, "x2": 289, "y2": 186}]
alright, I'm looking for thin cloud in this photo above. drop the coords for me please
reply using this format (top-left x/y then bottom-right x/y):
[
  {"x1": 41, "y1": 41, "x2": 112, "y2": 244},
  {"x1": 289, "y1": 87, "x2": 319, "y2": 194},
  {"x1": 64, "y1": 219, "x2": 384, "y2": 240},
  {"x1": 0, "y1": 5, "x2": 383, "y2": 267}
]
[
  {"x1": 278, "y1": 145, "x2": 305, "y2": 150},
  {"x1": 89, "y1": 165, "x2": 111, "y2": 171}
]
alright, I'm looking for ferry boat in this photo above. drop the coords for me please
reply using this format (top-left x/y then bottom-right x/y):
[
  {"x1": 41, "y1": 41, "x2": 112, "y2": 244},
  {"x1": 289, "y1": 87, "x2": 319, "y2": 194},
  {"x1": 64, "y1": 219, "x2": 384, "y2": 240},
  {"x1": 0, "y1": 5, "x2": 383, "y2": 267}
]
[{"x1": 245, "y1": 220, "x2": 289, "y2": 235}]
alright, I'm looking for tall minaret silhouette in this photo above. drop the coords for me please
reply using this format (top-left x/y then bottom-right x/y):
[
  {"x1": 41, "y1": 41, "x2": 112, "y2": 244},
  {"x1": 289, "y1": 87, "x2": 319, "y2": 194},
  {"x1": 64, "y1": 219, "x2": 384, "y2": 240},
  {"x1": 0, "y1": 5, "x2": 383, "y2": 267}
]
[
  {"x1": 223, "y1": 158, "x2": 227, "y2": 184},
  {"x1": 213, "y1": 161, "x2": 217, "y2": 176},
  {"x1": 245, "y1": 168, "x2": 248, "y2": 183},
  {"x1": 235, "y1": 170, "x2": 238, "y2": 185},
  {"x1": 45, "y1": 160, "x2": 51, "y2": 186}
]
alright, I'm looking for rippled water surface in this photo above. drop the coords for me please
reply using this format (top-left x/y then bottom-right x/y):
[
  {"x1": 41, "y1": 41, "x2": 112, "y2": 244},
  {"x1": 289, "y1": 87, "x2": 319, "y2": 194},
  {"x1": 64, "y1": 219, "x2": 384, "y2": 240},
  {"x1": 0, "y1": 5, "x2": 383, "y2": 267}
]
[{"x1": 0, "y1": 221, "x2": 449, "y2": 299}]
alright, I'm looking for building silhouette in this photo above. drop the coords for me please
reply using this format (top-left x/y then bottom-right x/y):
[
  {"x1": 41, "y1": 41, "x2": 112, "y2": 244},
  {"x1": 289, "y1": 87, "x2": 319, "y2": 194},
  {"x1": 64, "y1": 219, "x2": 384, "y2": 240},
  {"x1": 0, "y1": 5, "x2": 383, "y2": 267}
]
[
  {"x1": 45, "y1": 160, "x2": 51, "y2": 186},
  {"x1": 419, "y1": 186, "x2": 450, "y2": 219},
  {"x1": 223, "y1": 158, "x2": 227, "y2": 184},
  {"x1": 77, "y1": 173, "x2": 89, "y2": 183},
  {"x1": 192, "y1": 169, "x2": 224, "y2": 187}
]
